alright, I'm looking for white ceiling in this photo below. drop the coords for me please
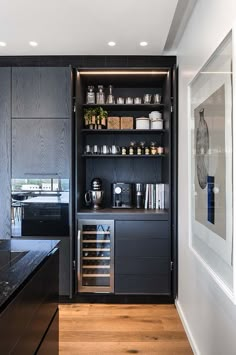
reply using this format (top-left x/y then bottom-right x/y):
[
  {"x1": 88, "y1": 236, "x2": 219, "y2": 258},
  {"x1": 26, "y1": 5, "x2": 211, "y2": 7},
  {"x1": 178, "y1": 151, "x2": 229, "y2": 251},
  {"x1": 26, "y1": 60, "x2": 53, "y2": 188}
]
[{"x1": 0, "y1": 0, "x2": 188, "y2": 56}]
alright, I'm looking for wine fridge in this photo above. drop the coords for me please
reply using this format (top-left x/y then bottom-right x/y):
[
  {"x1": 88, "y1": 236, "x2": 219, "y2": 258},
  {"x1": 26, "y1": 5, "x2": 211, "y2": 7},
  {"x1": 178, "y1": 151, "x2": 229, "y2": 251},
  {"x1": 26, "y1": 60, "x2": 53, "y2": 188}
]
[{"x1": 77, "y1": 219, "x2": 114, "y2": 293}]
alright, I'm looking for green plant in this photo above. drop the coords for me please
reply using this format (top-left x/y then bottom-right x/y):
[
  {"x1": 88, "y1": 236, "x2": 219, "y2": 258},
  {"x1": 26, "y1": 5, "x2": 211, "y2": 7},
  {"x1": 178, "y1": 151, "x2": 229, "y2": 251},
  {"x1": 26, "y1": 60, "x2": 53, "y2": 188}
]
[
  {"x1": 96, "y1": 107, "x2": 108, "y2": 120},
  {"x1": 84, "y1": 108, "x2": 96, "y2": 125}
]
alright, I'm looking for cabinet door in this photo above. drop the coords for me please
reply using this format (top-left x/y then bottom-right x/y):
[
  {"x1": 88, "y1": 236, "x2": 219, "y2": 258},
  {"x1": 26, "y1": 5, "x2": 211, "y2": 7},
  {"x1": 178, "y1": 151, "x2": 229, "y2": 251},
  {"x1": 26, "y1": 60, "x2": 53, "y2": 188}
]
[
  {"x1": 12, "y1": 118, "x2": 70, "y2": 178},
  {"x1": 0, "y1": 68, "x2": 11, "y2": 238},
  {"x1": 115, "y1": 220, "x2": 171, "y2": 295},
  {"x1": 12, "y1": 67, "x2": 71, "y2": 118}
]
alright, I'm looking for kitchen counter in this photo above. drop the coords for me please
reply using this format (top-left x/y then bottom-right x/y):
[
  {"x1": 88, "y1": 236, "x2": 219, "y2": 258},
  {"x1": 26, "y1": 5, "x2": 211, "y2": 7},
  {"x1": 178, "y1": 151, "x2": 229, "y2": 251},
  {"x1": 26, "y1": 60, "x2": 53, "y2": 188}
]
[{"x1": 0, "y1": 239, "x2": 59, "y2": 311}]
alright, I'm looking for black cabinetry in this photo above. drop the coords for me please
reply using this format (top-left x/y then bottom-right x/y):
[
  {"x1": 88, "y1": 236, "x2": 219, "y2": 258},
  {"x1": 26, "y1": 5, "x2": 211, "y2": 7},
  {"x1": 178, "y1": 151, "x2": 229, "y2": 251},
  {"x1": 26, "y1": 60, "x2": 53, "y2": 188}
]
[
  {"x1": 0, "y1": 248, "x2": 59, "y2": 354},
  {"x1": 12, "y1": 118, "x2": 70, "y2": 178},
  {"x1": 12, "y1": 67, "x2": 71, "y2": 118},
  {"x1": 115, "y1": 220, "x2": 170, "y2": 294},
  {"x1": 11, "y1": 67, "x2": 72, "y2": 178},
  {"x1": 76, "y1": 64, "x2": 176, "y2": 298},
  {"x1": 0, "y1": 68, "x2": 11, "y2": 238}
]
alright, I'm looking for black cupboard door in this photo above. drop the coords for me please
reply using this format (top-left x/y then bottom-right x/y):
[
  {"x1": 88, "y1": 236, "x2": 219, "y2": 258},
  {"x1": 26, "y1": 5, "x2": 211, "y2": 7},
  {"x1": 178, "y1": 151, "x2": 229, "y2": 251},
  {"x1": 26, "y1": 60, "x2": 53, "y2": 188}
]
[
  {"x1": 12, "y1": 67, "x2": 71, "y2": 118},
  {"x1": 12, "y1": 118, "x2": 70, "y2": 178},
  {"x1": 115, "y1": 220, "x2": 171, "y2": 295},
  {"x1": 0, "y1": 68, "x2": 11, "y2": 238}
]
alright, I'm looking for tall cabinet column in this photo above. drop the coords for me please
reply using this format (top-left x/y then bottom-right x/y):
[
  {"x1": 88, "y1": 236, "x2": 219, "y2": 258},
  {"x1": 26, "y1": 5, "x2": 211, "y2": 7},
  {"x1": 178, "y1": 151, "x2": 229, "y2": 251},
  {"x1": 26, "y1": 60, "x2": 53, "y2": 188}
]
[{"x1": 0, "y1": 68, "x2": 11, "y2": 238}]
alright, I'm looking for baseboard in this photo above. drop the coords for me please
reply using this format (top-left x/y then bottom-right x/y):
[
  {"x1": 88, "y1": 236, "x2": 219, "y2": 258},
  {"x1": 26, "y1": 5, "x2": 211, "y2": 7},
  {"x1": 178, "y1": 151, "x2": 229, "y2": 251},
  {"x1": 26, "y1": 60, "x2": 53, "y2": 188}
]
[{"x1": 175, "y1": 299, "x2": 200, "y2": 355}]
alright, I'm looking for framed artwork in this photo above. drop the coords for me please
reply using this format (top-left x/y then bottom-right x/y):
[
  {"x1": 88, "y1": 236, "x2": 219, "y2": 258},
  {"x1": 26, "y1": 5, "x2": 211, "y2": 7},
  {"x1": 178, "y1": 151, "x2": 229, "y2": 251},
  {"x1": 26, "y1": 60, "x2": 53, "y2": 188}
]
[{"x1": 189, "y1": 31, "x2": 235, "y2": 300}]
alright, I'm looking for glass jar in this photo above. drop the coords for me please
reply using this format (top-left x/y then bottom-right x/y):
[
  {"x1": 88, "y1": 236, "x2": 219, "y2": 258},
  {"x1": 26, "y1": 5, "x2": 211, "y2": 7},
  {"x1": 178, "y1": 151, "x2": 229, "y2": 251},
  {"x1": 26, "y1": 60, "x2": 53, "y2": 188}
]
[
  {"x1": 157, "y1": 146, "x2": 164, "y2": 155},
  {"x1": 96, "y1": 85, "x2": 105, "y2": 104},
  {"x1": 106, "y1": 85, "x2": 115, "y2": 104},
  {"x1": 144, "y1": 146, "x2": 150, "y2": 155},
  {"x1": 121, "y1": 146, "x2": 127, "y2": 155},
  {"x1": 128, "y1": 141, "x2": 136, "y2": 155},
  {"x1": 86, "y1": 86, "x2": 95, "y2": 104},
  {"x1": 136, "y1": 143, "x2": 142, "y2": 155},
  {"x1": 150, "y1": 142, "x2": 157, "y2": 155}
]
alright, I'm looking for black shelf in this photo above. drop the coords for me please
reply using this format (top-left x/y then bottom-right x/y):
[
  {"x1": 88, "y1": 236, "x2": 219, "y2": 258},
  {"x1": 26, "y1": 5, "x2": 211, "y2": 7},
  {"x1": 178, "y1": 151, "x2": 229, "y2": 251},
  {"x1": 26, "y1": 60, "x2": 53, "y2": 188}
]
[
  {"x1": 82, "y1": 129, "x2": 165, "y2": 134},
  {"x1": 82, "y1": 154, "x2": 165, "y2": 158},
  {"x1": 82, "y1": 104, "x2": 164, "y2": 110}
]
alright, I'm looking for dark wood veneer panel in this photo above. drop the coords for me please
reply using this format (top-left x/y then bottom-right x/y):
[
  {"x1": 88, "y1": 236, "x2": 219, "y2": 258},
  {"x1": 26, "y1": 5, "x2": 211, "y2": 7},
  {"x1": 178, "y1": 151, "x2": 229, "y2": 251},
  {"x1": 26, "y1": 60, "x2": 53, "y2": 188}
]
[
  {"x1": 116, "y1": 221, "x2": 168, "y2": 239},
  {"x1": 12, "y1": 67, "x2": 70, "y2": 118},
  {"x1": 115, "y1": 257, "x2": 169, "y2": 275},
  {"x1": 12, "y1": 118, "x2": 70, "y2": 178},
  {"x1": 0, "y1": 68, "x2": 11, "y2": 238},
  {"x1": 115, "y1": 274, "x2": 170, "y2": 294},
  {"x1": 116, "y1": 238, "x2": 169, "y2": 258}
]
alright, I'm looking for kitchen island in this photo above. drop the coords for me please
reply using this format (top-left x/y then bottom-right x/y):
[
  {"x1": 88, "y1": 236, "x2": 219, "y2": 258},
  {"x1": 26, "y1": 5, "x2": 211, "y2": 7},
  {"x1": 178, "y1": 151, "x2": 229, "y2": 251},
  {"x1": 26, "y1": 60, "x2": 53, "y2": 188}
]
[{"x1": 0, "y1": 239, "x2": 59, "y2": 354}]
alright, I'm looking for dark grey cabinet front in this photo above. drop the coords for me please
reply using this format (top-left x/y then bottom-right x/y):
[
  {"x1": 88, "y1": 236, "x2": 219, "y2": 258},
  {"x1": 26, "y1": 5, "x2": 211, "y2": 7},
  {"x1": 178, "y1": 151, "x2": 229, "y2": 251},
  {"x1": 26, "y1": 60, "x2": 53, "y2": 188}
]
[
  {"x1": 12, "y1": 118, "x2": 70, "y2": 178},
  {"x1": 0, "y1": 68, "x2": 11, "y2": 238},
  {"x1": 115, "y1": 220, "x2": 171, "y2": 295},
  {"x1": 12, "y1": 67, "x2": 71, "y2": 118}
]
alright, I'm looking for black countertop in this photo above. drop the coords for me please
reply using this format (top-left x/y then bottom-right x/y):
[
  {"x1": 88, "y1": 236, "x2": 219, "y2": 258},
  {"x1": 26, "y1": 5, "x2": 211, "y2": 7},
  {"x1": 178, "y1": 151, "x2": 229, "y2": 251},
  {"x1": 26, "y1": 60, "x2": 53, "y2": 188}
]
[{"x1": 0, "y1": 239, "x2": 59, "y2": 311}]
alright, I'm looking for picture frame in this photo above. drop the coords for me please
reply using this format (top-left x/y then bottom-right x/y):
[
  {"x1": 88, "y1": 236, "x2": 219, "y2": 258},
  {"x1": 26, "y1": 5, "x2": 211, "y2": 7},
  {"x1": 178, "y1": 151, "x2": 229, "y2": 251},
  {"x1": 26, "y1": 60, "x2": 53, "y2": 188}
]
[{"x1": 189, "y1": 31, "x2": 235, "y2": 302}]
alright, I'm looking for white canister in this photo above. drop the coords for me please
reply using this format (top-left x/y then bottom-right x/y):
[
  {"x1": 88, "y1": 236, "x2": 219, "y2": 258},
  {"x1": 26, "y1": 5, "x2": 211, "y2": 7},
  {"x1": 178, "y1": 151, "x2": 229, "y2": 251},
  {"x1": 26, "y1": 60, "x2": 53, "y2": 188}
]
[
  {"x1": 149, "y1": 111, "x2": 162, "y2": 120},
  {"x1": 149, "y1": 111, "x2": 163, "y2": 129},
  {"x1": 136, "y1": 117, "x2": 150, "y2": 129},
  {"x1": 150, "y1": 118, "x2": 163, "y2": 130}
]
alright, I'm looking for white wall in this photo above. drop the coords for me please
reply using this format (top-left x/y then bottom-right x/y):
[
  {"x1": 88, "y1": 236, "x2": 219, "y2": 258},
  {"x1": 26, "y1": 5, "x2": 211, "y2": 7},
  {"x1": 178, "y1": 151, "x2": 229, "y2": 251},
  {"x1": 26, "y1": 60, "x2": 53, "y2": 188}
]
[{"x1": 177, "y1": 0, "x2": 236, "y2": 354}]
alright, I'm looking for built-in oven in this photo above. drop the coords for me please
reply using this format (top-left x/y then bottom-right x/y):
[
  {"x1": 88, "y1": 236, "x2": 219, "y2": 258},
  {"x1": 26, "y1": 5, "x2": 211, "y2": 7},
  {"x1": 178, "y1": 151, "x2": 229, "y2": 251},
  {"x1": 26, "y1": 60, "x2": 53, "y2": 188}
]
[{"x1": 22, "y1": 203, "x2": 69, "y2": 237}]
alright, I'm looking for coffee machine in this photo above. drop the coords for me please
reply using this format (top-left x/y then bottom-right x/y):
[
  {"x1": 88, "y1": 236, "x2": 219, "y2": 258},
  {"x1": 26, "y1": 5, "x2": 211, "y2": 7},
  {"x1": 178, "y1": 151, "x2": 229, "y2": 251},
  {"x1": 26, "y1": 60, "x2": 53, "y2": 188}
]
[
  {"x1": 112, "y1": 183, "x2": 132, "y2": 208},
  {"x1": 85, "y1": 178, "x2": 104, "y2": 209}
]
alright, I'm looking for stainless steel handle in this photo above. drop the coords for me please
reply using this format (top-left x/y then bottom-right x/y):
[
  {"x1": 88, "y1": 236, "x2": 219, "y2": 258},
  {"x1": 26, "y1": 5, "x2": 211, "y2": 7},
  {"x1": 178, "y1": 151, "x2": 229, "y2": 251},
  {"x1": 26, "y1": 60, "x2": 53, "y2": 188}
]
[
  {"x1": 24, "y1": 173, "x2": 59, "y2": 176},
  {"x1": 77, "y1": 229, "x2": 81, "y2": 284}
]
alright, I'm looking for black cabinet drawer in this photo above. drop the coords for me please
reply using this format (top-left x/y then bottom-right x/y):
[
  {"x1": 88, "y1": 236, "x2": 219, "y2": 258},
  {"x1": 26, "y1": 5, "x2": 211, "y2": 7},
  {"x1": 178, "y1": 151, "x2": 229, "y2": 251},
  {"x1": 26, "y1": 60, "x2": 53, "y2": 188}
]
[
  {"x1": 116, "y1": 221, "x2": 168, "y2": 240},
  {"x1": 115, "y1": 274, "x2": 170, "y2": 294},
  {"x1": 115, "y1": 257, "x2": 169, "y2": 275},
  {"x1": 116, "y1": 238, "x2": 169, "y2": 257}
]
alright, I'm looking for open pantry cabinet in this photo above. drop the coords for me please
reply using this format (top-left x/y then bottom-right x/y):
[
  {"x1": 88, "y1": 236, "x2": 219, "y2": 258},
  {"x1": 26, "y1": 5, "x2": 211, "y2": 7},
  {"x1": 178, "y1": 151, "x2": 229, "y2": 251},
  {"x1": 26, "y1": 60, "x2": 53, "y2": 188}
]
[{"x1": 74, "y1": 64, "x2": 177, "y2": 298}]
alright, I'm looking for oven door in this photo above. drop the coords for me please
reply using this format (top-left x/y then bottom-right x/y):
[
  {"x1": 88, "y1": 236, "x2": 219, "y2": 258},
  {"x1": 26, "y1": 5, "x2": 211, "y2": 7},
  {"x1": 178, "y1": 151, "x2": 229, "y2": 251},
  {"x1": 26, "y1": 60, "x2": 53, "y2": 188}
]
[{"x1": 22, "y1": 203, "x2": 69, "y2": 237}]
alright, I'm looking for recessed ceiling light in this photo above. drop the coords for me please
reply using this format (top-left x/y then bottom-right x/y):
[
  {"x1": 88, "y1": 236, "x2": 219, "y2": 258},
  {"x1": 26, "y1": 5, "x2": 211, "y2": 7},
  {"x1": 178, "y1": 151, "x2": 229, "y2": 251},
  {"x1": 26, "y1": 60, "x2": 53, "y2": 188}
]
[
  {"x1": 140, "y1": 41, "x2": 148, "y2": 47},
  {"x1": 0, "y1": 41, "x2": 7, "y2": 47},
  {"x1": 29, "y1": 41, "x2": 38, "y2": 47},
  {"x1": 108, "y1": 41, "x2": 116, "y2": 47}
]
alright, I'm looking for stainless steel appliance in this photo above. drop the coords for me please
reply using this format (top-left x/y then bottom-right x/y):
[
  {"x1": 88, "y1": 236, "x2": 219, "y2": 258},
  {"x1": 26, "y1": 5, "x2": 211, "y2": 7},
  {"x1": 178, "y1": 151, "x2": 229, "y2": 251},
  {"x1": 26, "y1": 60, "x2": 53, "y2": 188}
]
[
  {"x1": 112, "y1": 183, "x2": 132, "y2": 208},
  {"x1": 77, "y1": 219, "x2": 114, "y2": 293},
  {"x1": 85, "y1": 178, "x2": 104, "y2": 210}
]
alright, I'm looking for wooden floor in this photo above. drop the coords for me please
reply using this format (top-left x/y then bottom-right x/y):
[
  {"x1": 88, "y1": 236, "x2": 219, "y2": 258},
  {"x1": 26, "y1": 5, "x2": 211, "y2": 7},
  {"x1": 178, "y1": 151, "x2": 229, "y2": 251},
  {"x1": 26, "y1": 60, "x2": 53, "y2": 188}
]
[{"x1": 59, "y1": 304, "x2": 193, "y2": 355}]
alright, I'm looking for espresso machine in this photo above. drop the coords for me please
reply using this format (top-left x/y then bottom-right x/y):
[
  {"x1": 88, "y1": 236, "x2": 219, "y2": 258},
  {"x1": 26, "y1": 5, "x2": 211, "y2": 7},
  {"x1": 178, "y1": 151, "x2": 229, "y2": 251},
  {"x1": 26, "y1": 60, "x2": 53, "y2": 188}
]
[{"x1": 85, "y1": 178, "x2": 104, "y2": 209}]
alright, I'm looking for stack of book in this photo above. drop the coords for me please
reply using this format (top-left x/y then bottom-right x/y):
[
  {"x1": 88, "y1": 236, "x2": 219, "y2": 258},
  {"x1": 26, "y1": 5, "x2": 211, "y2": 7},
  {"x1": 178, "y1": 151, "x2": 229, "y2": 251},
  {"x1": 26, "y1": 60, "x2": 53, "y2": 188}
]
[{"x1": 144, "y1": 183, "x2": 165, "y2": 210}]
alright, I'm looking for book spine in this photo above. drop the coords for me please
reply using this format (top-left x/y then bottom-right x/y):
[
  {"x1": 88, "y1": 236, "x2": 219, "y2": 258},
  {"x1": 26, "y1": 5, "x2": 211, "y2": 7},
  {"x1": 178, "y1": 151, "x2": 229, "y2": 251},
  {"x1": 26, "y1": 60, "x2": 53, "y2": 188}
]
[{"x1": 144, "y1": 184, "x2": 149, "y2": 209}]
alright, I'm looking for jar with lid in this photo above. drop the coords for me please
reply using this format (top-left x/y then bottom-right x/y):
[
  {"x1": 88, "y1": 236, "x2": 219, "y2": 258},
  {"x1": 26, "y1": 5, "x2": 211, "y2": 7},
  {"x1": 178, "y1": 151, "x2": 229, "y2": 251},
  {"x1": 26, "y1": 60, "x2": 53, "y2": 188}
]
[
  {"x1": 137, "y1": 142, "x2": 145, "y2": 155},
  {"x1": 121, "y1": 146, "x2": 127, "y2": 155},
  {"x1": 157, "y1": 146, "x2": 164, "y2": 155},
  {"x1": 136, "y1": 143, "x2": 142, "y2": 155},
  {"x1": 128, "y1": 141, "x2": 136, "y2": 155},
  {"x1": 86, "y1": 86, "x2": 95, "y2": 104},
  {"x1": 144, "y1": 145, "x2": 150, "y2": 155},
  {"x1": 150, "y1": 142, "x2": 157, "y2": 155},
  {"x1": 96, "y1": 85, "x2": 105, "y2": 104}
]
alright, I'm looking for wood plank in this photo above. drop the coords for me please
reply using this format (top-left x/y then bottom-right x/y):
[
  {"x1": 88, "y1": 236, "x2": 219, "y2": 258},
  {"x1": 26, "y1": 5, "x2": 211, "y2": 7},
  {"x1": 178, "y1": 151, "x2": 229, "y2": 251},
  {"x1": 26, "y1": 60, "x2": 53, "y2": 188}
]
[
  {"x1": 59, "y1": 304, "x2": 193, "y2": 355},
  {"x1": 59, "y1": 341, "x2": 193, "y2": 355},
  {"x1": 60, "y1": 330, "x2": 188, "y2": 342}
]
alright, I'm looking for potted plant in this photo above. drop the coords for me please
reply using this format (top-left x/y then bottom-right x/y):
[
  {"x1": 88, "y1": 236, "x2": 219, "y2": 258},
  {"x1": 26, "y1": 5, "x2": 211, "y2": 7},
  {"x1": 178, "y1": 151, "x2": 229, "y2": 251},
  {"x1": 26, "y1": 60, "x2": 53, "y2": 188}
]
[{"x1": 96, "y1": 107, "x2": 108, "y2": 129}]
